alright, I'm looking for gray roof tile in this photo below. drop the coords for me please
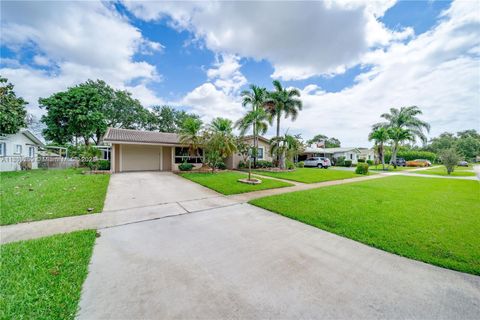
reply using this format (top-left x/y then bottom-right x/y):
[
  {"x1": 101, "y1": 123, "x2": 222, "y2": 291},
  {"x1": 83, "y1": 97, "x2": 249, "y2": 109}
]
[{"x1": 104, "y1": 128, "x2": 181, "y2": 144}]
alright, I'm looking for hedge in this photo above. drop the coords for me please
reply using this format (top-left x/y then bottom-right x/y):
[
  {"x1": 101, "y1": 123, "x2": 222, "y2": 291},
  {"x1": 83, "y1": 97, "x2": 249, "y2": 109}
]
[{"x1": 385, "y1": 150, "x2": 436, "y2": 163}]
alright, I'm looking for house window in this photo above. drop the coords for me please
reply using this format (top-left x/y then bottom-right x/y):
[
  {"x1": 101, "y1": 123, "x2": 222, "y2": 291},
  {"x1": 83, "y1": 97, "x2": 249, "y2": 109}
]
[
  {"x1": 15, "y1": 144, "x2": 22, "y2": 154},
  {"x1": 350, "y1": 153, "x2": 353, "y2": 160},
  {"x1": 250, "y1": 147, "x2": 264, "y2": 160},
  {"x1": 0, "y1": 143, "x2": 5, "y2": 156},
  {"x1": 174, "y1": 147, "x2": 203, "y2": 164},
  {"x1": 29, "y1": 146, "x2": 35, "y2": 157}
]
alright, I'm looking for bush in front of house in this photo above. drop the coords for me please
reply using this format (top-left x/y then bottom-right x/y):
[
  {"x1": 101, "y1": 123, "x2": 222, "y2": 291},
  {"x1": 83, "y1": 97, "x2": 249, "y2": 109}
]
[
  {"x1": 385, "y1": 150, "x2": 436, "y2": 163},
  {"x1": 216, "y1": 162, "x2": 226, "y2": 170},
  {"x1": 179, "y1": 162, "x2": 194, "y2": 171},
  {"x1": 255, "y1": 160, "x2": 274, "y2": 168},
  {"x1": 286, "y1": 160, "x2": 295, "y2": 170},
  {"x1": 97, "y1": 160, "x2": 110, "y2": 171},
  {"x1": 357, "y1": 158, "x2": 366, "y2": 163},
  {"x1": 343, "y1": 160, "x2": 352, "y2": 167},
  {"x1": 366, "y1": 160, "x2": 374, "y2": 166},
  {"x1": 355, "y1": 163, "x2": 369, "y2": 175},
  {"x1": 335, "y1": 156, "x2": 345, "y2": 166},
  {"x1": 296, "y1": 161, "x2": 305, "y2": 168}
]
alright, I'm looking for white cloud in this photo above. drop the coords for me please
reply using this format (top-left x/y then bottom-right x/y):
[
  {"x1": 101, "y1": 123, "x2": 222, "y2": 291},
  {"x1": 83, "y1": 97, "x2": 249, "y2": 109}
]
[
  {"x1": 206, "y1": 53, "x2": 247, "y2": 94},
  {"x1": 124, "y1": 0, "x2": 411, "y2": 80},
  {"x1": 0, "y1": 1, "x2": 163, "y2": 111},
  {"x1": 278, "y1": 0, "x2": 480, "y2": 146}
]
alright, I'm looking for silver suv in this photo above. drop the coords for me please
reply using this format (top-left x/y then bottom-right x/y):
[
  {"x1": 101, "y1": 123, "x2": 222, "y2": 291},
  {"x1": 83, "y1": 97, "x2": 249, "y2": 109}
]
[{"x1": 304, "y1": 157, "x2": 331, "y2": 168}]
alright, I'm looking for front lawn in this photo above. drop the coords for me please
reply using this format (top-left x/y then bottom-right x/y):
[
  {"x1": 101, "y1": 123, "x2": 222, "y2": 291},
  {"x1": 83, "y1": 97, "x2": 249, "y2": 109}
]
[
  {"x1": 369, "y1": 164, "x2": 415, "y2": 171},
  {"x1": 180, "y1": 171, "x2": 293, "y2": 195},
  {"x1": 250, "y1": 176, "x2": 480, "y2": 275},
  {"x1": 0, "y1": 169, "x2": 110, "y2": 225},
  {"x1": 253, "y1": 167, "x2": 370, "y2": 183},
  {"x1": 412, "y1": 167, "x2": 476, "y2": 177},
  {"x1": 0, "y1": 230, "x2": 97, "y2": 319}
]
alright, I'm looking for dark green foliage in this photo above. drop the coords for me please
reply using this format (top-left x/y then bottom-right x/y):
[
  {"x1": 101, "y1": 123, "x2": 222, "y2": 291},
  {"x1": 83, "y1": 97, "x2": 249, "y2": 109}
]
[
  {"x1": 178, "y1": 162, "x2": 194, "y2": 171},
  {"x1": 355, "y1": 163, "x2": 369, "y2": 175},
  {"x1": 343, "y1": 160, "x2": 352, "y2": 167},
  {"x1": 0, "y1": 77, "x2": 27, "y2": 134},
  {"x1": 255, "y1": 160, "x2": 273, "y2": 168},
  {"x1": 286, "y1": 160, "x2": 295, "y2": 170},
  {"x1": 440, "y1": 148, "x2": 460, "y2": 175},
  {"x1": 216, "y1": 162, "x2": 226, "y2": 170},
  {"x1": 150, "y1": 105, "x2": 199, "y2": 132},
  {"x1": 366, "y1": 160, "x2": 374, "y2": 165},
  {"x1": 384, "y1": 150, "x2": 436, "y2": 163},
  {"x1": 97, "y1": 160, "x2": 110, "y2": 171},
  {"x1": 357, "y1": 158, "x2": 365, "y2": 163},
  {"x1": 307, "y1": 134, "x2": 341, "y2": 147},
  {"x1": 335, "y1": 156, "x2": 345, "y2": 166}
]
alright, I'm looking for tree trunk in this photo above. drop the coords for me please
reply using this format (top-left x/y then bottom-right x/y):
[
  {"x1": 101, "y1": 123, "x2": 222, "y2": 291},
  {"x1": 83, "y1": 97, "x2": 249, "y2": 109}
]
[
  {"x1": 276, "y1": 113, "x2": 280, "y2": 166},
  {"x1": 248, "y1": 156, "x2": 252, "y2": 181},
  {"x1": 253, "y1": 122, "x2": 257, "y2": 168},
  {"x1": 391, "y1": 141, "x2": 398, "y2": 168},
  {"x1": 380, "y1": 143, "x2": 385, "y2": 170},
  {"x1": 279, "y1": 151, "x2": 286, "y2": 170}
]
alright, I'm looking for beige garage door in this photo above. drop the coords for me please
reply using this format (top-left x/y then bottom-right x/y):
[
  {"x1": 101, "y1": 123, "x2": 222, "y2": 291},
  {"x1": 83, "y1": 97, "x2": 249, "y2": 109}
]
[{"x1": 121, "y1": 144, "x2": 161, "y2": 171}]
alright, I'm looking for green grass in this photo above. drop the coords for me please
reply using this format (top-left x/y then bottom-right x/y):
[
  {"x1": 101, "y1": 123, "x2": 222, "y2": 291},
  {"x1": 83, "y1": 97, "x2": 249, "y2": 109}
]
[
  {"x1": 253, "y1": 167, "x2": 370, "y2": 183},
  {"x1": 0, "y1": 230, "x2": 97, "y2": 319},
  {"x1": 180, "y1": 171, "x2": 293, "y2": 195},
  {"x1": 250, "y1": 176, "x2": 480, "y2": 275},
  {"x1": 412, "y1": 166, "x2": 476, "y2": 177},
  {"x1": 369, "y1": 164, "x2": 415, "y2": 171},
  {"x1": 0, "y1": 169, "x2": 110, "y2": 225}
]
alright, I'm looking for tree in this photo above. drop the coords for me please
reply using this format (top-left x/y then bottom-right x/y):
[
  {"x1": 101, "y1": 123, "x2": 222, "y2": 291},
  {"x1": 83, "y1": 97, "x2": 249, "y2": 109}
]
[
  {"x1": 368, "y1": 127, "x2": 390, "y2": 170},
  {"x1": 236, "y1": 138, "x2": 253, "y2": 180},
  {"x1": 0, "y1": 77, "x2": 28, "y2": 134},
  {"x1": 209, "y1": 117, "x2": 234, "y2": 134},
  {"x1": 40, "y1": 79, "x2": 151, "y2": 145},
  {"x1": 440, "y1": 148, "x2": 460, "y2": 175},
  {"x1": 265, "y1": 80, "x2": 302, "y2": 163},
  {"x1": 150, "y1": 105, "x2": 200, "y2": 133},
  {"x1": 427, "y1": 132, "x2": 456, "y2": 153},
  {"x1": 236, "y1": 85, "x2": 269, "y2": 167},
  {"x1": 307, "y1": 134, "x2": 341, "y2": 148},
  {"x1": 374, "y1": 106, "x2": 430, "y2": 167},
  {"x1": 270, "y1": 134, "x2": 303, "y2": 170},
  {"x1": 456, "y1": 135, "x2": 480, "y2": 160},
  {"x1": 179, "y1": 117, "x2": 204, "y2": 161}
]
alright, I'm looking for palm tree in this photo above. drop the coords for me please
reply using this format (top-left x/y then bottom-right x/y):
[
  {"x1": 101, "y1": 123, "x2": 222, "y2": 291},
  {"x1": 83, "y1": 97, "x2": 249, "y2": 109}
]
[
  {"x1": 387, "y1": 127, "x2": 414, "y2": 167},
  {"x1": 368, "y1": 127, "x2": 390, "y2": 170},
  {"x1": 208, "y1": 117, "x2": 237, "y2": 159},
  {"x1": 236, "y1": 85, "x2": 269, "y2": 167},
  {"x1": 179, "y1": 117, "x2": 203, "y2": 162},
  {"x1": 270, "y1": 133, "x2": 303, "y2": 170},
  {"x1": 374, "y1": 106, "x2": 430, "y2": 167},
  {"x1": 265, "y1": 80, "x2": 302, "y2": 164},
  {"x1": 209, "y1": 117, "x2": 234, "y2": 134}
]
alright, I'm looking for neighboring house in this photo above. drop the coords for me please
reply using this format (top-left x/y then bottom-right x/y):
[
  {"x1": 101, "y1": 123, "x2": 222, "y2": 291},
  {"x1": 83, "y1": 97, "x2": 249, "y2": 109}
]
[
  {"x1": 226, "y1": 135, "x2": 273, "y2": 169},
  {"x1": 300, "y1": 145, "x2": 373, "y2": 165},
  {"x1": 104, "y1": 128, "x2": 274, "y2": 172},
  {"x1": 0, "y1": 129, "x2": 45, "y2": 172}
]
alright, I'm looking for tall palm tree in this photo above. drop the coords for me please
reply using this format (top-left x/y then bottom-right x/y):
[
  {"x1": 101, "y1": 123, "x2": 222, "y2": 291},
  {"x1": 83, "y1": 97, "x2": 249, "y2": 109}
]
[
  {"x1": 236, "y1": 85, "x2": 268, "y2": 167},
  {"x1": 208, "y1": 117, "x2": 237, "y2": 159},
  {"x1": 179, "y1": 117, "x2": 203, "y2": 162},
  {"x1": 374, "y1": 106, "x2": 430, "y2": 167},
  {"x1": 209, "y1": 117, "x2": 234, "y2": 134},
  {"x1": 265, "y1": 80, "x2": 302, "y2": 164},
  {"x1": 368, "y1": 127, "x2": 390, "y2": 170}
]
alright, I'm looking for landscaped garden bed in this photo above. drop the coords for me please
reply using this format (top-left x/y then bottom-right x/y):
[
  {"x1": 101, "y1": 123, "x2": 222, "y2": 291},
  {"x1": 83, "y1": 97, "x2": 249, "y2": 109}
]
[
  {"x1": 250, "y1": 176, "x2": 480, "y2": 275},
  {"x1": 0, "y1": 230, "x2": 97, "y2": 319},
  {"x1": 252, "y1": 167, "x2": 371, "y2": 183},
  {"x1": 0, "y1": 168, "x2": 110, "y2": 225},
  {"x1": 411, "y1": 166, "x2": 476, "y2": 177},
  {"x1": 179, "y1": 171, "x2": 293, "y2": 195}
]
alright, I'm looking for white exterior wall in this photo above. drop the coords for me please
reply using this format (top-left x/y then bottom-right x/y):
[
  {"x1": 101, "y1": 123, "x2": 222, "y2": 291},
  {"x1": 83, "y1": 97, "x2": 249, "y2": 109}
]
[
  {"x1": 0, "y1": 132, "x2": 40, "y2": 172},
  {"x1": 333, "y1": 151, "x2": 359, "y2": 164}
]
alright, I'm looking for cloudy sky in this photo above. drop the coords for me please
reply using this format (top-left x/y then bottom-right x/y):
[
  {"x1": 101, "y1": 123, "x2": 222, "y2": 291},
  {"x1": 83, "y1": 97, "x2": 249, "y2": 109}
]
[{"x1": 1, "y1": 0, "x2": 479, "y2": 146}]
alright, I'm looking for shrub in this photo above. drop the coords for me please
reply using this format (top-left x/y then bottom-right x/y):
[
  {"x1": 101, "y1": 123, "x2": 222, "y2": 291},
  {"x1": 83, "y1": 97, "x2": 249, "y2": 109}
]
[
  {"x1": 357, "y1": 158, "x2": 366, "y2": 163},
  {"x1": 216, "y1": 162, "x2": 226, "y2": 170},
  {"x1": 286, "y1": 160, "x2": 295, "y2": 170},
  {"x1": 296, "y1": 161, "x2": 305, "y2": 168},
  {"x1": 255, "y1": 160, "x2": 273, "y2": 168},
  {"x1": 385, "y1": 150, "x2": 436, "y2": 163},
  {"x1": 366, "y1": 160, "x2": 374, "y2": 166},
  {"x1": 355, "y1": 163, "x2": 369, "y2": 175},
  {"x1": 335, "y1": 156, "x2": 345, "y2": 166},
  {"x1": 97, "y1": 160, "x2": 110, "y2": 170},
  {"x1": 343, "y1": 160, "x2": 352, "y2": 167},
  {"x1": 440, "y1": 148, "x2": 460, "y2": 175},
  {"x1": 179, "y1": 162, "x2": 194, "y2": 171}
]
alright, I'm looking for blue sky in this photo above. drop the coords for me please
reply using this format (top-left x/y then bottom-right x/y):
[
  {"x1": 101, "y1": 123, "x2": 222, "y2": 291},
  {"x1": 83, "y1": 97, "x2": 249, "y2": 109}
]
[{"x1": 1, "y1": 0, "x2": 478, "y2": 146}]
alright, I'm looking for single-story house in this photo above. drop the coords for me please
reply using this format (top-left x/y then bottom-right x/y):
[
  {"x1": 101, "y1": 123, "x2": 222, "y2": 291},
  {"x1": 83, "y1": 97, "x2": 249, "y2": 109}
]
[
  {"x1": 0, "y1": 129, "x2": 45, "y2": 172},
  {"x1": 300, "y1": 145, "x2": 374, "y2": 165},
  {"x1": 104, "y1": 128, "x2": 273, "y2": 173}
]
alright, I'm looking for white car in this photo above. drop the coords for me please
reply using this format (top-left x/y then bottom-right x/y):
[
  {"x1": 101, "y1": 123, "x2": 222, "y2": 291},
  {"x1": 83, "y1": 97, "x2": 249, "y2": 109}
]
[{"x1": 304, "y1": 157, "x2": 331, "y2": 168}]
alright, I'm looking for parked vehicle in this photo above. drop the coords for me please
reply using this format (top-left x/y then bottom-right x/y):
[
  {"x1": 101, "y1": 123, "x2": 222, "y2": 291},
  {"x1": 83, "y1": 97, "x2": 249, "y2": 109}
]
[
  {"x1": 414, "y1": 159, "x2": 432, "y2": 166},
  {"x1": 458, "y1": 161, "x2": 469, "y2": 167},
  {"x1": 304, "y1": 157, "x2": 331, "y2": 168},
  {"x1": 394, "y1": 158, "x2": 406, "y2": 167}
]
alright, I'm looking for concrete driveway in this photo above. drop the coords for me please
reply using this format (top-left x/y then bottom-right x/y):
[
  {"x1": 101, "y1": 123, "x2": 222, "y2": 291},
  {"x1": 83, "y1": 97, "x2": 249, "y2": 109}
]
[
  {"x1": 78, "y1": 203, "x2": 480, "y2": 319},
  {"x1": 103, "y1": 171, "x2": 220, "y2": 211}
]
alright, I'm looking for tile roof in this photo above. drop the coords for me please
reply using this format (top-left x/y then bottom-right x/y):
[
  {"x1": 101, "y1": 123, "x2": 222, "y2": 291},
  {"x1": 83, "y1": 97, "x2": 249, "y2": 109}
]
[{"x1": 104, "y1": 128, "x2": 181, "y2": 145}]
